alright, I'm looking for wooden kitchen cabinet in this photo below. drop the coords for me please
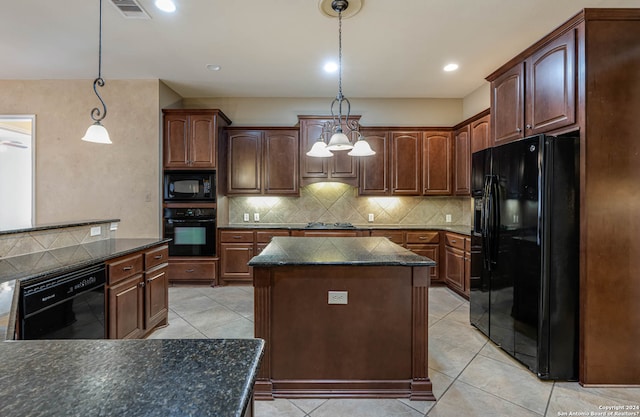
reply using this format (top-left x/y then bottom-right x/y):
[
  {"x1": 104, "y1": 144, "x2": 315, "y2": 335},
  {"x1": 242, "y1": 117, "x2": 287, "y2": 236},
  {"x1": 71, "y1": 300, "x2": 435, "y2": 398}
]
[
  {"x1": 168, "y1": 257, "x2": 217, "y2": 285},
  {"x1": 106, "y1": 244, "x2": 169, "y2": 339},
  {"x1": 299, "y1": 116, "x2": 360, "y2": 187},
  {"x1": 220, "y1": 230, "x2": 255, "y2": 284},
  {"x1": 453, "y1": 126, "x2": 470, "y2": 196},
  {"x1": 226, "y1": 128, "x2": 299, "y2": 195},
  {"x1": 444, "y1": 233, "x2": 465, "y2": 295},
  {"x1": 256, "y1": 230, "x2": 290, "y2": 254},
  {"x1": 370, "y1": 230, "x2": 404, "y2": 245},
  {"x1": 470, "y1": 113, "x2": 491, "y2": 154},
  {"x1": 490, "y1": 28, "x2": 577, "y2": 145},
  {"x1": 405, "y1": 231, "x2": 441, "y2": 283},
  {"x1": 423, "y1": 131, "x2": 452, "y2": 195},
  {"x1": 390, "y1": 131, "x2": 422, "y2": 195},
  {"x1": 358, "y1": 130, "x2": 390, "y2": 196},
  {"x1": 163, "y1": 109, "x2": 231, "y2": 169},
  {"x1": 292, "y1": 230, "x2": 362, "y2": 237}
]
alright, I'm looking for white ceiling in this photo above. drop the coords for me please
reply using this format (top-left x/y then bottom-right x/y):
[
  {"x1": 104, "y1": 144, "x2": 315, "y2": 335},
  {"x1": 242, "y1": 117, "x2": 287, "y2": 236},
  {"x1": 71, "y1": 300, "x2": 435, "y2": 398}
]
[{"x1": 2, "y1": 0, "x2": 640, "y2": 99}]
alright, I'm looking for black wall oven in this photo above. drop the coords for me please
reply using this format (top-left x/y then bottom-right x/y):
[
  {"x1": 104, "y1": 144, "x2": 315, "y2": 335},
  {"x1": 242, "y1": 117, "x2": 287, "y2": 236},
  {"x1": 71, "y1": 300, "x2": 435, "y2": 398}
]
[
  {"x1": 164, "y1": 207, "x2": 216, "y2": 256},
  {"x1": 20, "y1": 264, "x2": 106, "y2": 339}
]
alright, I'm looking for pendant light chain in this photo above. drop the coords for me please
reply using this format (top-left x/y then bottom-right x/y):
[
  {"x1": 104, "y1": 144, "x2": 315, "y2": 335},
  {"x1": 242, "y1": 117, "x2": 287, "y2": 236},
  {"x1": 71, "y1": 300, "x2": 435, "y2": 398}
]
[{"x1": 91, "y1": 0, "x2": 107, "y2": 123}]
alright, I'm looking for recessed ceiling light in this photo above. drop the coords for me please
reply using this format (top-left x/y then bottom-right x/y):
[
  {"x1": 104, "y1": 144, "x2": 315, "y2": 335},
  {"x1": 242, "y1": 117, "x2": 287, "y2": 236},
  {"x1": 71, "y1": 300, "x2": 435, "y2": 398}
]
[
  {"x1": 444, "y1": 63, "x2": 459, "y2": 72},
  {"x1": 155, "y1": 0, "x2": 176, "y2": 13},
  {"x1": 206, "y1": 64, "x2": 222, "y2": 71},
  {"x1": 324, "y1": 62, "x2": 338, "y2": 73}
]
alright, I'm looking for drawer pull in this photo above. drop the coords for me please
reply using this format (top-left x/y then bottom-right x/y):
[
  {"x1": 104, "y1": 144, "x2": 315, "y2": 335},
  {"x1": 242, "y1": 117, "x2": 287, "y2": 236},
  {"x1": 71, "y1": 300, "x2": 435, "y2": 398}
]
[
  {"x1": 233, "y1": 235, "x2": 243, "y2": 239},
  {"x1": 123, "y1": 266, "x2": 134, "y2": 271},
  {"x1": 186, "y1": 269, "x2": 195, "y2": 273},
  {"x1": 154, "y1": 254, "x2": 163, "y2": 260},
  {"x1": 419, "y1": 236, "x2": 427, "y2": 240},
  {"x1": 451, "y1": 239, "x2": 457, "y2": 243}
]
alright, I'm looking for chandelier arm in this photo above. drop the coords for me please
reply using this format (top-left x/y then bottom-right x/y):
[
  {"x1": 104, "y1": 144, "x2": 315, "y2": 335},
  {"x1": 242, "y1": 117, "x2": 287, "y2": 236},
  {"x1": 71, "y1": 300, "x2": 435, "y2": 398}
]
[{"x1": 90, "y1": 77, "x2": 107, "y2": 122}]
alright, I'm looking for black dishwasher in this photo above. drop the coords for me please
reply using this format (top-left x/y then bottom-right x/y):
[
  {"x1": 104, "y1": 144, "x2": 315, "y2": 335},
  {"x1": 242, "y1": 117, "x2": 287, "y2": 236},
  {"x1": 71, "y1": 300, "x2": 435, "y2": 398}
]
[{"x1": 20, "y1": 264, "x2": 106, "y2": 339}]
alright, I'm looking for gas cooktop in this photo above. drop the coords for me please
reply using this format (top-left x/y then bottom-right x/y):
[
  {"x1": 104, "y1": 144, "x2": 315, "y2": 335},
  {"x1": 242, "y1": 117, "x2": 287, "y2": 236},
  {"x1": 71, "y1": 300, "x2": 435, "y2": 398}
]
[{"x1": 304, "y1": 222, "x2": 356, "y2": 229}]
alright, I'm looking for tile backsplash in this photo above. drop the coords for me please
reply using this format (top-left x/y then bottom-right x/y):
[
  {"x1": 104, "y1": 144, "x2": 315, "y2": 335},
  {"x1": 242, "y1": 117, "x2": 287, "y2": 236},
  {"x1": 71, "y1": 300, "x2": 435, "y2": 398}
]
[{"x1": 229, "y1": 183, "x2": 471, "y2": 226}]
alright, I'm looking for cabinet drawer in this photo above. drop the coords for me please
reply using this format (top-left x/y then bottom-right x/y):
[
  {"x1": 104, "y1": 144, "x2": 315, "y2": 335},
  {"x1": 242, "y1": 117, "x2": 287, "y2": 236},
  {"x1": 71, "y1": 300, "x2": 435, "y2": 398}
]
[
  {"x1": 256, "y1": 230, "x2": 290, "y2": 243},
  {"x1": 370, "y1": 230, "x2": 404, "y2": 245},
  {"x1": 145, "y1": 245, "x2": 169, "y2": 269},
  {"x1": 445, "y1": 233, "x2": 466, "y2": 250},
  {"x1": 168, "y1": 261, "x2": 216, "y2": 280},
  {"x1": 108, "y1": 253, "x2": 144, "y2": 285},
  {"x1": 220, "y1": 230, "x2": 254, "y2": 243},
  {"x1": 406, "y1": 231, "x2": 439, "y2": 244}
]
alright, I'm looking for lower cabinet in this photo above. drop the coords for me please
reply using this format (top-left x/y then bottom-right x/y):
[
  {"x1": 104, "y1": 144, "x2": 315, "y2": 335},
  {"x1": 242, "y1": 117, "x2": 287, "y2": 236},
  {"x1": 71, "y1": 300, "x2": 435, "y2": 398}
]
[
  {"x1": 444, "y1": 233, "x2": 470, "y2": 298},
  {"x1": 106, "y1": 244, "x2": 169, "y2": 339},
  {"x1": 168, "y1": 257, "x2": 217, "y2": 285},
  {"x1": 220, "y1": 230, "x2": 255, "y2": 285},
  {"x1": 405, "y1": 231, "x2": 441, "y2": 284}
]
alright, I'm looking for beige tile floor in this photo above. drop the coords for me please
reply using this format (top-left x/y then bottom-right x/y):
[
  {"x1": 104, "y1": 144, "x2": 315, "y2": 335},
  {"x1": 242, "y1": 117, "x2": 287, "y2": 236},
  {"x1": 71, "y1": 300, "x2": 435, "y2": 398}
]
[{"x1": 149, "y1": 285, "x2": 640, "y2": 417}]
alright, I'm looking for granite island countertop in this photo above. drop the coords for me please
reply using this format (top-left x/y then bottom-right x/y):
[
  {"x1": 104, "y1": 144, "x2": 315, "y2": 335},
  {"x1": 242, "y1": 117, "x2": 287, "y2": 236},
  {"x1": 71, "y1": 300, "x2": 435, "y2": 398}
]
[
  {"x1": 248, "y1": 236, "x2": 437, "y2": 267},
  {"x1": 0, "y1": 338, "x2": 264, "y2": 417},
  {"x1": 0, "y1": 238, "x2": 171, "y2": 340}
]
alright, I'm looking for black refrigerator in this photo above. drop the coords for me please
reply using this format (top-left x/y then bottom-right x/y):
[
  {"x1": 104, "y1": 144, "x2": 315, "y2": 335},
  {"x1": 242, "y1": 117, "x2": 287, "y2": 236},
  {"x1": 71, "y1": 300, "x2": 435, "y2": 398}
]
[{"x1": 469, "y1": 134, "x2": 579, "y2": 380}]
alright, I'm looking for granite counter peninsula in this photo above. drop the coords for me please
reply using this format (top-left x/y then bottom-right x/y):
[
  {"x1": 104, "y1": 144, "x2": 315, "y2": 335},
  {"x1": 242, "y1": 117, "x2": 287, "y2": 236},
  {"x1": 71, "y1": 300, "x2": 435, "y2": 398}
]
[
  {"x1": 0, "y1": 338, "x2": 264, "y2": 417},
  {"x1": 248, "y1": 236, "x2": 436, "y2": 400}
]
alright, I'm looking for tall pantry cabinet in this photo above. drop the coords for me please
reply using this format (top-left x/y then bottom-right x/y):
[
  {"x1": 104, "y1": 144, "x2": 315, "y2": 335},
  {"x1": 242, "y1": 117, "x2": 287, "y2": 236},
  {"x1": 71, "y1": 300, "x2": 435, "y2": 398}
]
[{"x1": 486, "y1": 9, "x2": 640, "y2": 385}]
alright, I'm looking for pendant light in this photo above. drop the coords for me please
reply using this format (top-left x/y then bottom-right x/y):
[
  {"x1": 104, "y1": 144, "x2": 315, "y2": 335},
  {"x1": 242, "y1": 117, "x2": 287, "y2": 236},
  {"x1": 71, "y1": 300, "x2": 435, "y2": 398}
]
[
  {"x1": 82, "y1": 0, "x2": 112, "y2": 144},
  {"x1": 307, "y1": 0, "x2": 375, "y2": 158}
]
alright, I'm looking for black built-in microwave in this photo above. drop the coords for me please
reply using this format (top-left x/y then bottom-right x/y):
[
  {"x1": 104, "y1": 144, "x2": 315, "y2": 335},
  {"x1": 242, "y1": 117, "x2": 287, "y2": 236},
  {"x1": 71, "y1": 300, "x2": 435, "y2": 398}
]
[{"x1": 164, "y1": 172, "x2": 215, "y2": 201}]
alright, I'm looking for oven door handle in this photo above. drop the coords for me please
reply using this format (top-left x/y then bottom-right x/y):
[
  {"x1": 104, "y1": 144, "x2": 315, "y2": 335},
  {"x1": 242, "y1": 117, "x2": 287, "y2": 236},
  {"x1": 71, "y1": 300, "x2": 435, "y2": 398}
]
[{"x1": 168, "y1": 218, "x2": 216, "y2": 224}]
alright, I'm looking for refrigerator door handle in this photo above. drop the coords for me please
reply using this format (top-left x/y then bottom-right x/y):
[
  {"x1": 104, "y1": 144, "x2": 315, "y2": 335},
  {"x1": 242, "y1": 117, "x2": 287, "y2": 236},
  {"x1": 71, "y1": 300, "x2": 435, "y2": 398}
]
[
  {"x1": 482, "y1": 176, "x2": 492, "y2": 270},
  {"x1": 488, "y1": 175, "x2": 500, "y2": 269}
]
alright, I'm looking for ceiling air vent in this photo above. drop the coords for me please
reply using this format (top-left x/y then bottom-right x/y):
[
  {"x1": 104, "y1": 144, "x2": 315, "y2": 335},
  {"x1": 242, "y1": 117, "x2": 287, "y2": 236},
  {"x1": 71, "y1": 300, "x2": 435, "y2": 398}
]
[{"x1": 110, "y1": 0, "x2": 151, "y2": 19}]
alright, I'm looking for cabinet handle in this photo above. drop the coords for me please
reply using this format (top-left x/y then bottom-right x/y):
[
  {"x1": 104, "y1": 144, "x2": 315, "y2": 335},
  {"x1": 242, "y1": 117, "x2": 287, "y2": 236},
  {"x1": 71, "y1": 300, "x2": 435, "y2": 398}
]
[
  {"x1": 233, "y1": 236, "x2": 243, "y2": 239},
  {"x1": 154, "y1": 254, "x2": 163, "y2": 260},
  {"x1": 516, "y1": 128, "x2": 522, "y2": 133},
  {"x1": 419, "y1": 236, "x2": 427, "y2": 240},
  {"x1": 186, "y1": 269, "x2": 195, "y2": 273},
  {"x1": 139, "y1": 281, "x2": 145, "y2": 288},
  {"x1": 123, "y1": 266, "x2": 134, "y2": 271},
  {"x1": 451, "y1": 239, "x2": 457, "y2": 243},
  {"x1": 526, "y1": 124, "x2": 532, "y2": 129}
]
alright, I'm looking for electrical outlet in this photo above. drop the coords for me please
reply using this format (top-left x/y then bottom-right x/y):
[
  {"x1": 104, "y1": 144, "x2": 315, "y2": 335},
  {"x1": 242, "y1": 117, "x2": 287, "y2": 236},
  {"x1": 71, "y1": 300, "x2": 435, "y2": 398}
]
[
  {"x1": 368, "y1": 213, "x2": 374, "y2": 222},
  {"x1": 254, "y1": 213, "x2": 260, "y2": 222},
  {"x1": 243, "y1": 213, "x2": 250, "y2": 222},
  {"x1": 328, "y1": 291, "x2": 348, "y2": 305},
  {"x1": 109, "y1": 222, "x2": 118, "y2": 231},
  {"x1": 90, "y1": 226, "x2": 101, "y2": 237},
  {"x1": 445, "y1": 214, "x2": 452, "y2": 223}
]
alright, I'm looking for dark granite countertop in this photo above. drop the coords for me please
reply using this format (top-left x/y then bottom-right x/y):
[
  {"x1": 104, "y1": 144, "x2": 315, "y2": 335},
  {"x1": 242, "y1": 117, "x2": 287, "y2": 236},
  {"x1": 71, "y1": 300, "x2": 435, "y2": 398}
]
[
  {"x1": 0, "y1": 219, "x2": 120, "y2": 236},
  {"x1": 220, "y1": 223, "x2": 472, "y2": 235},
  {"x1": 0, "y1": 338, "x2": 264, "y2": 417},
  {"x1": 248, "y1": 236, "x2": 437, "y2": 267},
  {"x1": 0, "y1": 238, "x2": 170, "y2": 341}
]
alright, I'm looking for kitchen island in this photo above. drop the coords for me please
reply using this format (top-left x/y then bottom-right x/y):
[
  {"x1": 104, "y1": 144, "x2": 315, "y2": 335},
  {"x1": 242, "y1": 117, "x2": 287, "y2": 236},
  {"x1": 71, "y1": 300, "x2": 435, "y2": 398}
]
[
  {"x1": 0, "y1": 338, "x2": 264, "y2": 417},
  {"x1": 248, "y1": 236, "x2": 436, "y2": 400}
]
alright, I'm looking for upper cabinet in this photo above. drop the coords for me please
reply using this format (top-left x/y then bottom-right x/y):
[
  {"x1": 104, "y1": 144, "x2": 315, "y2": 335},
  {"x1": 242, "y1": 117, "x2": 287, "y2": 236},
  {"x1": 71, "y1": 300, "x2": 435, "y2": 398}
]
[
  {"x1": 470, "y1": 114, "x2": 491, "y2": 154},
  {"x1": 226, "y1": 128, "x2": 299, "y2": 196},
  {"x1": 489, "y1": 28, "x2": 577, "y2": 146},
  {"x1": 358, "y1": 130, "x2": 390, "y2": 196},
  {"x1": 423, "y1": 131, "x2": 452, "y2": 196},
  {"x1": 163, "y1": 109, "x2": 231, "y2": 170},
  {"x1": 299, "y1": 116, "x2": 360, "y2": 187},
  {"x1": 452, "y1": 126, "x2": 470, "y2": 196},
  {"x1": 390, "y1": 131, "x2": 422, "y2": 195}
]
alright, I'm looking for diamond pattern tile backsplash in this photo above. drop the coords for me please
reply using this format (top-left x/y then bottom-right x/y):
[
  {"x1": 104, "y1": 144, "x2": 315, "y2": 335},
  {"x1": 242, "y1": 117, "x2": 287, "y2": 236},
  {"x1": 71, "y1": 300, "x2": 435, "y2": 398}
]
[{"x1": 229, "y1": 183, "x2": 471, "y2": 226}]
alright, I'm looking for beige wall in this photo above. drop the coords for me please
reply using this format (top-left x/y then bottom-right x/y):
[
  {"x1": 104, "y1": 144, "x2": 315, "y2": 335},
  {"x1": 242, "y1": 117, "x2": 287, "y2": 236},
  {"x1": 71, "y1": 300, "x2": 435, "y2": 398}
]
[
  {"x1": 462, "y1": 83, "x2": 490, "y2": 120},
  {"x1": 0, "y1": 79, "x2": 162, "y2": 238},
  {"x1": 182, "y1": 97, "x2": 464, "y2": 127}
]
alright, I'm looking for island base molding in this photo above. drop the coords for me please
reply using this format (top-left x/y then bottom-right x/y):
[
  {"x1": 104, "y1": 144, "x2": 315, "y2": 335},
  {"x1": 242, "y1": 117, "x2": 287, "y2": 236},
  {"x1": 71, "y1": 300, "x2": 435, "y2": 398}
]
[{"x1": 254, "y1": 379, "x2": 435, "y2": 401}]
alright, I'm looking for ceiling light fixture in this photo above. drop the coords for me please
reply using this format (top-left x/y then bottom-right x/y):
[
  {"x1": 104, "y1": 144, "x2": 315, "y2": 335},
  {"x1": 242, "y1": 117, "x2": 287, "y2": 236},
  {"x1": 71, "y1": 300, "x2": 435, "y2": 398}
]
[
  {"x1": 444, "y1": 63, "x2": 459, "y2": 72},
  {"x1": 82, "y1": 0, "x2": 112, "y2": 144},
  {"x1": 155, "y1": 0, "x2": 176, "y2": 13},
  {"x1": 307, "y1": 0, "x2": 375, "y2": 158}
]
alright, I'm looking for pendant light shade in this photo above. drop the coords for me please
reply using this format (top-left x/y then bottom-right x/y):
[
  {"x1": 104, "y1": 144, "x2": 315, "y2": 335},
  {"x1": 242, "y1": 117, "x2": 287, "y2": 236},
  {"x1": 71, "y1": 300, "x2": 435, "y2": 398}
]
[
  {"x1": 327, "y1": 129, "x2": 353, "y2": 151},
  {"x1": 306, "y1": 137, "x2": 334, "y2": 157},
  {"x1": 82, "y1": 122, "x2": 112, "y2": 144},
  {"x1": 348, "y1": 135, "x2": 376, "y2": 156},
  {"x1": 83, "y1": 0, "x2": 111, "y2": 144}
]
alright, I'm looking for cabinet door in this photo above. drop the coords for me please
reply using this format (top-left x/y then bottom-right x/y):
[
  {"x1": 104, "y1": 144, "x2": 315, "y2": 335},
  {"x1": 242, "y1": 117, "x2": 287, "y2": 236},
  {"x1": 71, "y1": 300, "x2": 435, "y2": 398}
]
[
  {"x1": 406, "y1": 244, "x2": 440, "y2": 283},
  {"x1": 264, "y1": 130, "x2": 299, "y2": 195},
  {"x1": 228, "y1": 131, "x2": 262, "y2": 194},
  {"x1": 453, "y1": 127, "x2": 470, "y2": 196},
  {"x1": 164, "y1": 114, "x2": 189, "y2": 168},
  {"x1": 108, "y1": 274, "x2": 144, "y2": 339},
  {"x1": 423, "y1": 131, "x2": 453, "y2": 196},
  {"x1": 526, "y1": 28, "x2": 576, "y2": 135},
  {"x1": 358, "y1": 130, "x2": 389, "y2": 195},
  {"x1": 445, "y1": 246, "x2": 465, "y2": 293},
  {"x1": 220, "y1": 243, "x2": 254, "y2": 283},
  {"x1": 492, "y1": 63, "x2": 525, "y2": 146},
  {"x1": 470, "y1": 114, "x2": 490, "y2": 154},
  {"x1": 390, "y1": 132, "x2": 421, "y2": 195},
  {"x1": 300, "y1": 118, "x2": 329, "y2": 179},
  {"x1": 145, "y1": 264, "x2": 168, "y2": 331},
  {"x1": 189, "y1": 114, "x2": 217, "y2": 168}
]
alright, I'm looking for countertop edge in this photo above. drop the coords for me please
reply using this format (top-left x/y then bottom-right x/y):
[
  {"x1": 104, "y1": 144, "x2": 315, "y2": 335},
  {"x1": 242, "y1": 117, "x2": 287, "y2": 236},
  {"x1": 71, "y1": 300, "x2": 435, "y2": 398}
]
[
  {"x1": 219, "y1": 224, "x2": 472, "y2": 235},
  {"x1": 0, "y1": 219, "x2": 121, "y2": 236}
]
